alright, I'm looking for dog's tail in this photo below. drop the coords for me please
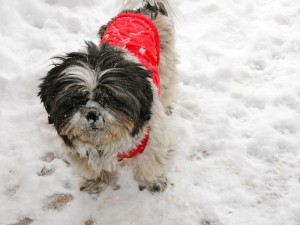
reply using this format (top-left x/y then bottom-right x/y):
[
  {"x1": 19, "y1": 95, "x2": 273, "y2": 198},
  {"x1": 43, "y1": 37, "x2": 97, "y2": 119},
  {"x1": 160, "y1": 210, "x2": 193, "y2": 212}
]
[{"x1": 121, "y1": 0, "x2": 179, "y2": 20}]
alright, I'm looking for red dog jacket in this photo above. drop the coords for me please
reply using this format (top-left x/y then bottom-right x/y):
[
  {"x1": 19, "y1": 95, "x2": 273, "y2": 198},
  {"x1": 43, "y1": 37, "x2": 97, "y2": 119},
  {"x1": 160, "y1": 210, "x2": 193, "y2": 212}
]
[{"x1": 100, "y1": 13, "x2": 160, "y2": 94}]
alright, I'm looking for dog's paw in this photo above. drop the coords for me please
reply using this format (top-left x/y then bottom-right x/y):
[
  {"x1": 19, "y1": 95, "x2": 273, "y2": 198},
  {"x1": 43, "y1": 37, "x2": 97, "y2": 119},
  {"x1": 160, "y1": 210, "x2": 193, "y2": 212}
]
[
  {"x1": 141, "y1": 176, "x2": 168, "y2": 193},
  {"x1": 139, "y1": 185, "x2": 146, "y2": 191},
  {"x1": 80, "y1": 178, "x2": 108, "y2": 194},
  {"x1": 148, "y1": 181, "x2": 167, "y2": 193}
]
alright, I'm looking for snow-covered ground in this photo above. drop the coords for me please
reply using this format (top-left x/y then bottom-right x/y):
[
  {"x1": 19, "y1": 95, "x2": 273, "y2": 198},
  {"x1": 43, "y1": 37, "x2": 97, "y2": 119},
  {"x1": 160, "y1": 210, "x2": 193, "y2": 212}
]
[{"x1": 1, "y1": 0, "x2": 300, "y2": 224}]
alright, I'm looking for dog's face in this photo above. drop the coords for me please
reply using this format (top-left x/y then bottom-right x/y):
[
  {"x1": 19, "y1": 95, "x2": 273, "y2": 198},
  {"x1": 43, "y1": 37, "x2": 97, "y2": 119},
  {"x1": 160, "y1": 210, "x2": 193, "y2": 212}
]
[{"x1": 39, "y1": 42, "x2": 153, "y2": 148}]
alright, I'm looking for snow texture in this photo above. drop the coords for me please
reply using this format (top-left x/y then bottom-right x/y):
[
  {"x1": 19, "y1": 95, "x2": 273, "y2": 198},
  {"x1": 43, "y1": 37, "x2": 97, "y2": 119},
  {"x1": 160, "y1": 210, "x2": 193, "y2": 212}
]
[{"x1": 1, "y1": 0, "x2": 300, "y2": 224}]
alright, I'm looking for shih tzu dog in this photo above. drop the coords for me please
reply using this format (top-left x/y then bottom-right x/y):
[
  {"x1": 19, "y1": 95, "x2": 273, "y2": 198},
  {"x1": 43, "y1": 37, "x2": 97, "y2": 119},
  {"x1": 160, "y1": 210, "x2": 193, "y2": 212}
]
[{"x1": 38, "y1": 0, "x2": 179, "y2": 194}]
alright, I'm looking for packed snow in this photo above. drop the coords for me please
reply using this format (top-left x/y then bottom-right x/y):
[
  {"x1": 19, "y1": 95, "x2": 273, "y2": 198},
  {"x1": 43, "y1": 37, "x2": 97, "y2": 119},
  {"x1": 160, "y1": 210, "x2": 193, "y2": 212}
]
[{"x1": 1, "y1": 0, "x2": 300, "y2": 224}]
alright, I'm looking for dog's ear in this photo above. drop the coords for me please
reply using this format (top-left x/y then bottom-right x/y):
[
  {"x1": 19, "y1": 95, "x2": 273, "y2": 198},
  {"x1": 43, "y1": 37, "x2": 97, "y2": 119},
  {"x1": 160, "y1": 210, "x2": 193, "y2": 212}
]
[
  {"x1": 38, "y1": 57, "x2": 66, "y2": 122},
  {"x1": 48, "y1": 116, "x2": 53, "y2": 124},
  {"x1": 38, "y1": 77, "x2": 52, "y2": 118},
  {"x1": 38, "y1": 80, "x2": 55, "y2": 124}
]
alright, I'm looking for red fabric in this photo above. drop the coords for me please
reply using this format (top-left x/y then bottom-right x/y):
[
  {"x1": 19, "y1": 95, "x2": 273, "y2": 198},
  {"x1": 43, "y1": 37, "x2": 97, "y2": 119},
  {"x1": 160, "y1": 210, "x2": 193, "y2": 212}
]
[
  {"x1": 117, "y1": 127, "x2": 151, "y2": 161},
  {"x1": 100, "y1": 13, "x2": 160, "y2": 160},
  {"x1": 100, "y1": 13, "x2": 160, "y2": 94}
]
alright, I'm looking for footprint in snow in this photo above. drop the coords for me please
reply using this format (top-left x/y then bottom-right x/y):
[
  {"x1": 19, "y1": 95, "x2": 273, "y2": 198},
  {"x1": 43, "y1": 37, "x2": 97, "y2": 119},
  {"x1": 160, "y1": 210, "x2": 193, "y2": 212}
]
[
  {"x1": 37, "y1": 167, "x2": 55, "y2": 176},
  {"x1": 45, "y1": 193, "x2": 74, "y2": 210},
  {"x1": 13, "y1": 218, "x2": 33, "y2": 225},
  {"x1": 40, "y1": 152, "x2": 56, "y2": 162}
]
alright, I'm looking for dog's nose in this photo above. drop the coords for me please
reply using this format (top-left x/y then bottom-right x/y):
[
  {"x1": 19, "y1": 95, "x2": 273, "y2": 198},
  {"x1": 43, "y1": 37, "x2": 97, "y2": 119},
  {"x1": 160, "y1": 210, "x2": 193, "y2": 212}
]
[{"x1": 86, "y1": 111, "x2": 99, "y2": 123}]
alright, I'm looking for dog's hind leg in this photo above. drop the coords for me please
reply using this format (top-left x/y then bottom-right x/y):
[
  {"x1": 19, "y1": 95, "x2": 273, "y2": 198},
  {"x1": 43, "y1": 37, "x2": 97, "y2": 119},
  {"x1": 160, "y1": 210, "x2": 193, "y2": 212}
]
[{"x1": 154, "y1": 14, "x2": 179, "y2": 115}]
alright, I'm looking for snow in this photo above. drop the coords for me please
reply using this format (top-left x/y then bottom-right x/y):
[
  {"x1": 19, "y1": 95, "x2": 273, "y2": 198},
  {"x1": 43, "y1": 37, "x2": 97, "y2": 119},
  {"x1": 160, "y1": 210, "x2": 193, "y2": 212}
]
[{"x1": 1, "y1": 0, "x2": 300, "y2": 224}]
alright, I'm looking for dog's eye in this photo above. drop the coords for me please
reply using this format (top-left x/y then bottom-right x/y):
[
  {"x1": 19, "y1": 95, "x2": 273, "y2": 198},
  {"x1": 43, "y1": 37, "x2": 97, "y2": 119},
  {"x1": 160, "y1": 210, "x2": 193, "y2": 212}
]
[
  {"x1": 99, "y1": 93, "x2": 110, "y2": 108},
  {"x1": 78, "y1": 98, "x2": 88, "y2": 105},
  {"x1": 66, "y1": 96, "x2": 88, "y2": 107},
  {"x1": 93, "y1": 87, "x2": 116, "y2": 109}
]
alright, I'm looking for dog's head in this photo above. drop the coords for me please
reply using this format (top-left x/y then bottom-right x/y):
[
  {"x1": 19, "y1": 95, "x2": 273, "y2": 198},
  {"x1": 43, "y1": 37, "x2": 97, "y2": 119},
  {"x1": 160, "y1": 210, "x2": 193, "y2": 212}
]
[{"x1": 39, "y1": 42, "x2": 153, "y2": 148}]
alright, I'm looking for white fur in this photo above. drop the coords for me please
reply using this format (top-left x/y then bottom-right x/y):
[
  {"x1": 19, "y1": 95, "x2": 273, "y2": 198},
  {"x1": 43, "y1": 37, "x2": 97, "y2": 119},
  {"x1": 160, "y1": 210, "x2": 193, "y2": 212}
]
[
  {"x1": 63, "y1": 64, "x2": 97, "y2": 92},
  {"x1": 154, "y1": 14, "x2": 179, "y2": 111},
  {"x1": 62, "y1": 64, "x2": 122, "y2": 95}
]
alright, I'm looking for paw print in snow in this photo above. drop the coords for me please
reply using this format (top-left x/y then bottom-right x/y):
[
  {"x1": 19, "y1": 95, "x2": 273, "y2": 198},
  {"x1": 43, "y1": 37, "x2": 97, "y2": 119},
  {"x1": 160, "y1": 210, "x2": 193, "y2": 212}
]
[
  {"x1": 13, "y1": 218, "x2": 33, "y2": 225},
  {"x1": 45, "y1": 193, "x2": 74, "y2": 210}
]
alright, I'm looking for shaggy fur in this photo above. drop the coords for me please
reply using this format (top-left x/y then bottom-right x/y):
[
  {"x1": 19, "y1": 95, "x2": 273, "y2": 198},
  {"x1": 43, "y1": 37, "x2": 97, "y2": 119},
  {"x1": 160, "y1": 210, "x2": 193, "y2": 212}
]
[{"x1": 38, "y1": 0, "x2": 179, "y2": 194}]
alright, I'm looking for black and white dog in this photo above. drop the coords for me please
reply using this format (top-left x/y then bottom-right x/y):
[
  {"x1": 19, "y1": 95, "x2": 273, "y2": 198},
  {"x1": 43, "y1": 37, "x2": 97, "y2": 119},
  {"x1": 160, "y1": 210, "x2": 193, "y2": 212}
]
[{"x1": 39, "y1": 0, "x2": 178, "y2": 194}]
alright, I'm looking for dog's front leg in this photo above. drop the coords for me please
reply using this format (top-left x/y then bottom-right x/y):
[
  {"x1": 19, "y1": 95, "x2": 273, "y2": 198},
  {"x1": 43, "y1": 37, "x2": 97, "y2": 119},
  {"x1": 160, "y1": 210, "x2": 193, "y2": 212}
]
[
  {"x1": 80, "y1": 170, "x2": 116, "y2": 194},
  {"x1": 133, "y1": 149, "x2": 169, "y2": 193},
  {"x1": 65, "y1": 140, "x2": 117, "y2": 194},
  {"x1": 80, "y1": 147, "x2": 117, "y2": 194}
]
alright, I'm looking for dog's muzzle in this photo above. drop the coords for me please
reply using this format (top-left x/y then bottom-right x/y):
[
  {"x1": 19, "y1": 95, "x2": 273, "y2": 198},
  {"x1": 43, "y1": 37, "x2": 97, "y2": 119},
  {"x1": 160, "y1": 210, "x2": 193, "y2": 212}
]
[
  {"x1": 86, "y1": 109, "x2": 99, "y2": 123},
  {"x1": 82, "y1": 107, "x2": 104, "y2": 130}
]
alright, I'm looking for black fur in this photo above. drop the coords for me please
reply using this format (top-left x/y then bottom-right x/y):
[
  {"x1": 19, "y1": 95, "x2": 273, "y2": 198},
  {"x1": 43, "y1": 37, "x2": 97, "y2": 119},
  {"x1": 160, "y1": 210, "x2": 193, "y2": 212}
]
[
  {"x1": 38, "y1": 42, "x2": 153, "y2": 137},
  {"x1": 61, "y1": 135, "x2": 73, "y2": 147}
]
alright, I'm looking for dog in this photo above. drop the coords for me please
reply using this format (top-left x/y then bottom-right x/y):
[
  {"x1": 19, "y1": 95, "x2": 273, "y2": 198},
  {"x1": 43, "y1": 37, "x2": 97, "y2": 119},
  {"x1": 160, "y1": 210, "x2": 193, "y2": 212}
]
[{"x1": 38, "y1": 0, "x2": 179, "y2": 194}]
